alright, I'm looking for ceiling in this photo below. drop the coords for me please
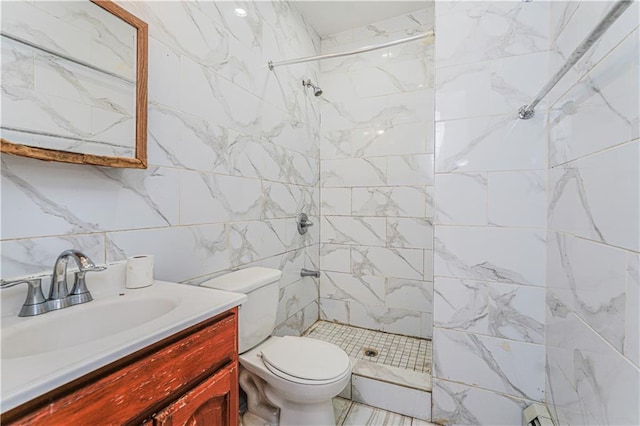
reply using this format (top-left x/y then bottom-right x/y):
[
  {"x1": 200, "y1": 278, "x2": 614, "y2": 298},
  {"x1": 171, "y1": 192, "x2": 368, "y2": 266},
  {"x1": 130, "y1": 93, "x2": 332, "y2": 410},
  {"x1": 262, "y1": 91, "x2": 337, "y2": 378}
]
[{"x1": 294, "y1": 1, "x2": 429, "y2": 37}]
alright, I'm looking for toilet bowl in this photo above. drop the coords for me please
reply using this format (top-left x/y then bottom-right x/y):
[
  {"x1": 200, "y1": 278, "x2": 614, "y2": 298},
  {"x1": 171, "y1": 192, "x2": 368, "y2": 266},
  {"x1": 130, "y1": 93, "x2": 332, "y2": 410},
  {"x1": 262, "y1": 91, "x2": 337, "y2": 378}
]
[
  {"x1": 240, "y1": 336, "x2": 351, "y2": 425},
  {"x1": 202, "y1": 267, "x2": 352, "y2": 425}
]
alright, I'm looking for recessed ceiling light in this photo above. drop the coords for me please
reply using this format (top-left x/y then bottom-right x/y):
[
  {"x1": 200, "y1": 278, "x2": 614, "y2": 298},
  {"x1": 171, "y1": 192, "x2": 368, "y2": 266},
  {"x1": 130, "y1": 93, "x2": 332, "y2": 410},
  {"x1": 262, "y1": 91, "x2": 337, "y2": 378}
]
[{"x1": 234, "y1": 8, "x2": 247, "y2": 17}]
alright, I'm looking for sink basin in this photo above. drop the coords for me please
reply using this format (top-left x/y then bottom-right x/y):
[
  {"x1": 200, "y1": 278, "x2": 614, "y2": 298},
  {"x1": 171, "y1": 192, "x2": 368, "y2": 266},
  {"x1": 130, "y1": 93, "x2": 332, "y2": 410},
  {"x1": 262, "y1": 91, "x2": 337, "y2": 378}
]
[
  {"x1": 1, "y1": 262, "x2": 247, "y2": 414},
  {"x1": 1, "y1": 297, "x2": 178, "y2": 359}
]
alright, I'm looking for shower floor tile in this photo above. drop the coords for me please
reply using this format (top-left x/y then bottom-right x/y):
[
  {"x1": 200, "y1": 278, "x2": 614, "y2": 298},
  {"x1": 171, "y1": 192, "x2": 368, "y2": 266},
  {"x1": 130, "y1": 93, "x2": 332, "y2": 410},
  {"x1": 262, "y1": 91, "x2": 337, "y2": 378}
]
[{"x1": 303, "y1": 321, "x2": 432, "y2": 374}]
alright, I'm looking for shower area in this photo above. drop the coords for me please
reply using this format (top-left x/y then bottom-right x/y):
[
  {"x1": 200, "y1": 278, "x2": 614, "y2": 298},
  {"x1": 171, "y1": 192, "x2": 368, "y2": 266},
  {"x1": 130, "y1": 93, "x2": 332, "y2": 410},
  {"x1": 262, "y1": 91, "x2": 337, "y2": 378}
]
[{"x1": 271, "y1": 0, "x2": 639, "y2": 424}]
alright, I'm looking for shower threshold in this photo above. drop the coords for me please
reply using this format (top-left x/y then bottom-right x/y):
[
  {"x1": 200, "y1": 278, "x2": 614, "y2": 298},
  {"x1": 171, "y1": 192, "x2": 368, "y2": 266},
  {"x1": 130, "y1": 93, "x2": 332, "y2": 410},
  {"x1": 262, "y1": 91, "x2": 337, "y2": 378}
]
[{"x1": 303, "y1": 321, "x2": 433, "y2": 421}]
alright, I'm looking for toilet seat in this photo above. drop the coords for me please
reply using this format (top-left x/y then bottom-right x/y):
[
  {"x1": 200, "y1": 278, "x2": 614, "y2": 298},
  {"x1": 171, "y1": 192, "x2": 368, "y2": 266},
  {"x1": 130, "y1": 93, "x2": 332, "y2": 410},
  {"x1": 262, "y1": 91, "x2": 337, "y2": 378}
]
[{"x1": 260, "y1": 336, "x2": 350, "y2": 385}]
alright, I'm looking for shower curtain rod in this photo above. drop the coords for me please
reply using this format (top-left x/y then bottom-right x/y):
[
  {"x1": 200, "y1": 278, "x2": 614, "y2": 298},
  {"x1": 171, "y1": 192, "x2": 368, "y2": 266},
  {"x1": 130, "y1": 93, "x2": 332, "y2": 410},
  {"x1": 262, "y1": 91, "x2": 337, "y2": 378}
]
[
  {"x1": 518, "y1": 0, "x2": 633, "y2": 119},
  {"x1": 268, "y1": 31, "x2": 434, "y2": 70}
]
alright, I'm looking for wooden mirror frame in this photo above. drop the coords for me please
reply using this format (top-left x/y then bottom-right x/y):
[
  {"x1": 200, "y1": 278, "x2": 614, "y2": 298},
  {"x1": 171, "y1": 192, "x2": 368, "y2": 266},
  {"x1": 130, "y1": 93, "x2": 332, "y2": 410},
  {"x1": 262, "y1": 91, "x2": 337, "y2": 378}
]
[{"x1": 0, "y1": 0, "x2": 148, "y2": 169}]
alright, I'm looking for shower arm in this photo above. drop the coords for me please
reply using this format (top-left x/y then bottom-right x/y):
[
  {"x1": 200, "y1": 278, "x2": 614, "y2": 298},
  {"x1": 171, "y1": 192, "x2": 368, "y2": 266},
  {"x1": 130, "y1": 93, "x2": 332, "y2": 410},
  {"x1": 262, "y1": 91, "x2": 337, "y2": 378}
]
[
  {"x1": 518, "y1": 0, "x2": 633, "y2": 119},
  {"x1": 268, "y1": 31, "x2": 434, "y2": 70}
]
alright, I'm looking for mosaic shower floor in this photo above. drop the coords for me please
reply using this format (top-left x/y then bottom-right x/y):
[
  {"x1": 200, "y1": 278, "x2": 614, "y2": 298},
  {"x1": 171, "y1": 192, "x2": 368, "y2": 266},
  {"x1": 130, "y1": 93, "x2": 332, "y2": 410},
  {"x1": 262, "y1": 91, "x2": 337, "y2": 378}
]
[{"x1": 304, "y1": 321, "x2": 432, "y2": 374}]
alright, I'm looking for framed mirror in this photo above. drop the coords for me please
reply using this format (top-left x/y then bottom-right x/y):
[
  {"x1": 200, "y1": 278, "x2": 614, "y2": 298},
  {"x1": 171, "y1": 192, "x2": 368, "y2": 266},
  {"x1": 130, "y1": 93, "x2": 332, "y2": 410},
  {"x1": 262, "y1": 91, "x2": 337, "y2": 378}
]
[{"x1": 0, "y1": 0, "x2": 148, "y2": 168}]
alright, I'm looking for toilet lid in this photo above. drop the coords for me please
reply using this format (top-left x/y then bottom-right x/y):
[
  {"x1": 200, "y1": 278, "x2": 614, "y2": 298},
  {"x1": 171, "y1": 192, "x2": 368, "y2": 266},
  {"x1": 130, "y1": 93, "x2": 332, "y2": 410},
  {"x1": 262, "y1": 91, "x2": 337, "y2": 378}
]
[{"x1": 260, "y1": 336, "x2": 350, "y2": 382}]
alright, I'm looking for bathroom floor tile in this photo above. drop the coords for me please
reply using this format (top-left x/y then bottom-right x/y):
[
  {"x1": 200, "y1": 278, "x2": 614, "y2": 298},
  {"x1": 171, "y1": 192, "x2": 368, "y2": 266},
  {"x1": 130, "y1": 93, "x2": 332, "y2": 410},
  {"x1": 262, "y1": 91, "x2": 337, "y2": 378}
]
[
  {"x1": 336, "y1": 398, "x2": 442, "y2": 426},
  {"x1": 304, "y1": 321, "x2": 432, "y2": 374}
]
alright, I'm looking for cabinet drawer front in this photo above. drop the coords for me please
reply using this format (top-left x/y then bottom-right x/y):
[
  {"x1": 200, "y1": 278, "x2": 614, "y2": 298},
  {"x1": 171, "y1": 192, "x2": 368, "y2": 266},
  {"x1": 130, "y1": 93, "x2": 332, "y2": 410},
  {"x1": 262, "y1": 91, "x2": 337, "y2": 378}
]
[{"x1": 7, "y1": 312, "x2": 237, "y2": 425}]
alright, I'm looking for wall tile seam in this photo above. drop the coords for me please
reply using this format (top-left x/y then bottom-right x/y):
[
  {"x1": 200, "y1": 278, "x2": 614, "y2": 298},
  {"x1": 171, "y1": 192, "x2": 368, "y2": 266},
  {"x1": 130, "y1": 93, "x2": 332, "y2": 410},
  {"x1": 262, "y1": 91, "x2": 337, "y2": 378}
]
[
  {"x1": 433, "y1": 275, "x2": 545, "y2": 287},
  {"x1": 433, "y1": 111, "x2": 550, "y2": 124},
  {"x1": 547, "y1": 137, "x2": 640, "y2": 170},
  {"x1": 175, "y1": 171, "x2": 321, "y2": 188},
  {"x1": 433, "y1": 377, "x2": 543, "y2": 405},
  {"x1": 547, "y1": 230, "x2": 640, "y2": 256},
  {"x1": 432, "y1": 323, "x2": 544, "y2": 346},
  {"x1": 433, "y1": 51, "x2": 553, "y2": 72},
  {"x1": 434, "y1": 168, "x2": 548, "y2": 176},
  {"x1": 549, "y1": 24, "x2": 640, "y2": 107},
  {"x1": 433, "y1": 274, "x2": 545, "y2": 290},
  {"x1": 546, "y1": 305, "x2": 640, "y2": 371},
  {"x1": 433, "y1": 224, "x2": 547, "y2": 231}
]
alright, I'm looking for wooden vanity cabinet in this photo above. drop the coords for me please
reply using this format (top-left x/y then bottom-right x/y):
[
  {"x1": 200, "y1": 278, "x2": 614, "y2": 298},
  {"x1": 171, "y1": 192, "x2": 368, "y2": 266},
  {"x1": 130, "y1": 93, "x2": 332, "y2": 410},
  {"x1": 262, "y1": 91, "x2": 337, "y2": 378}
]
[{"x1": 2, "y1": 308, "x2": 239, "y2": 426}]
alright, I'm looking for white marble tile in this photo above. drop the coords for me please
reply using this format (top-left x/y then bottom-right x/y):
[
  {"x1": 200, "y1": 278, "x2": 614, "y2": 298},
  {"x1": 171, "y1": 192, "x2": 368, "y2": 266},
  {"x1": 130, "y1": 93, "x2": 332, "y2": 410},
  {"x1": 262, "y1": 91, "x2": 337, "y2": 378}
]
[
  {"x1": 546, "y1": 296, "x2": 640, "y2": 426},
  {"x1": 627, "y1": 253, "x2": 640, "y2": 367},
  {"x1": 352, "y1": 246, "x2": 423, "y2": 281},
  {"x1": 341, "y1": 401, "x2": 412, "y2": 426},
  {"x1": 432, "y1": 379, "x2": 529, "y2": 426},
  {"x1": 179, "y1": 171, "x2": 262, "y2": 225},
  {"x1": 350, "y1": 122, "x2": 434, "y2": 158},
  {"x1": 333, "y1": 397, "x2": 352, "y2": 425},
  {"x1": 421, "y1": 313, "x2": 433, "y2": 339},
  {"x1": 434, "y1": 277, "x2": 544, "y2": 344},
  {"x1": 350, "y1": 304, "x2": 422, "y2": 338},
  {"x1": 1, "y1": 157, "x2": 179, "y2": 240},
  {"x1": 549, "y1": 28, "x2": 639, "y2": 166},
  {"x1": 148, "y1": 38, "x2": 181, "y2": 109},
  {"x1": 321, "y1": 158, "x2": 386, "y2": 188},
  {"x1": 387, "y1": 154, "x2": 434, "y2": 186},
  {"x1": 423, "y1": 249, "x2": 434, "y2": 283},
  {"x1": 320, "y1": 298, "x2": 350, "y2": 324},
  {"x1": 433, "y1": 327, "x2": 544, "y2": 401},
  {"x1": 435, "y1": 61, "x2": 491, "y2": 121},
  {"x1": 352, "y1": 187, "x2": 427, "y2": 218},
  {"x1": 387, "y1": 218, "x2": 433, "y2": 250},
  {"x1": 261, "y1": 181, "x2": 306, "y2": 219},
  {"x1": 321, "y1": 188, "x2": 351, "y2": 216},
  {"x1": 321, "y1": 216, "x2": 386, "y2": 247},
  {"x1": 547, "y1": 232, "x2": 627, "y2": 352},
  {"x1": 386, "y1": 278, "x2": 433, "y2": 314},
  {"x1": 352, "y1": 376, "x2": 431, "y2": 421},
  {"x1": 548, "y1": 140, "x2": 639, "y2": 252},
  {"x1": 488, "y1": 170, "x2": 546, "y2": 228},
  {"x1": 489, "y1": 51, "x2": 549, "y2": 116},
  {"x1": 228, "y1": 220, "x2": 288, "y2": 268},
  {"x1": 106, "y1": 224, "x2": 228, "y2": 283},
  {"x1": 435, "y1": 1, "x2": 549, "y2": 68},
  {"x1": 320, "y1": 272, "x2": 385, "y2": 308},
  {"x1": 435, "y1": 226, "x2": 546, "y2": 287},
  {"x1": 322, "y1": 90, "x2": 433, "y2": 133},
  {"x1": 435, "y1": 114, "x2": 547, "y2": 173},
  {"x1": 353, "y1": 359, "x2": 432, "y2": 392},
  {"x1": 1, "y1": 234, "x2": 105, "y2": 279},
  {"x1": 276, "y1": 278, "x2": 318, "y2": 325},
  {"x1": 434, "y1": 173, "x2": 487, "y2": 226},
  {"x1": 320, "y1": 243, "x2": 351, "y2": 273},
  {"x1": 273, "y1": 300, "x2": 318, "y2": 337}
]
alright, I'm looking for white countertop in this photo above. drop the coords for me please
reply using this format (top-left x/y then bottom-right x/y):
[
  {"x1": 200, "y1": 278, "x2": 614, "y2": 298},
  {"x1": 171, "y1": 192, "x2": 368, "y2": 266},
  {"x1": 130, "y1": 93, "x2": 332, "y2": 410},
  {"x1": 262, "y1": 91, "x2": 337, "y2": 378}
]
[{"x1": 0, "y1": 263, "x2": 246, "y2": 413}]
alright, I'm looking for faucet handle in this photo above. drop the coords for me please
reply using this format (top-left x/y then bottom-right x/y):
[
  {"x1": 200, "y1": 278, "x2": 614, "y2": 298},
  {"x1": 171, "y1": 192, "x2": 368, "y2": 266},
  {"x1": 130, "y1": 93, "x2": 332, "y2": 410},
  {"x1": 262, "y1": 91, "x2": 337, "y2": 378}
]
[
  {"x1": 1, "y1": 278, "x2": 50, "y2": 317},
  {"x1": 68, "y1": 265, "x2": 106, "y2": 305}
]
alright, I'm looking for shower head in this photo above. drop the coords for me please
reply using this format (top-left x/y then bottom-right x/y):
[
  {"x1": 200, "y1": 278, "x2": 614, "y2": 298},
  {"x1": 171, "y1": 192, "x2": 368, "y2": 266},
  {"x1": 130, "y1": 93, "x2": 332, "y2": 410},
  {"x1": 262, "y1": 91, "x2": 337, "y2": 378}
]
[{"x1": 303, "y1": 79, "x2": 323, "y2": 97}]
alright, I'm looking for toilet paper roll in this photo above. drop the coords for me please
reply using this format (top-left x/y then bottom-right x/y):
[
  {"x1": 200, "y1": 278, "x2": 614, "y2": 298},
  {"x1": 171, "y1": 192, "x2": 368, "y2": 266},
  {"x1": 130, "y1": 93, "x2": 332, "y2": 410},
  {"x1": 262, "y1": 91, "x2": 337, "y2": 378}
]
[{"x1": 126, "y1": 255, "x2": 154, "y2": 289}]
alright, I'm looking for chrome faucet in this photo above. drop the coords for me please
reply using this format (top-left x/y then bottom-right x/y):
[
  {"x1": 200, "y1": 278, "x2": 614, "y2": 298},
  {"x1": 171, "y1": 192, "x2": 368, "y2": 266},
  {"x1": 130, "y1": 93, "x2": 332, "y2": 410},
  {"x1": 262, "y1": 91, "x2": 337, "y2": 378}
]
[
  {"x1": 49, "y1": 249, "x2": 105, "y2": 309},
  {"x1": 1, "y1": 249, "x2": 105, "y2": 316}
]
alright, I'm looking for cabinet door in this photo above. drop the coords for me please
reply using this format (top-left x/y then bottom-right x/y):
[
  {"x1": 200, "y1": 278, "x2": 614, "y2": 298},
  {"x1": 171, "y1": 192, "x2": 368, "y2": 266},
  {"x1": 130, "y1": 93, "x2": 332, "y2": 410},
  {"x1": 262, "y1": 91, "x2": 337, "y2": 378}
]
[{"x1": 153, "y1": 365, "x2": 238, "y2": 426}]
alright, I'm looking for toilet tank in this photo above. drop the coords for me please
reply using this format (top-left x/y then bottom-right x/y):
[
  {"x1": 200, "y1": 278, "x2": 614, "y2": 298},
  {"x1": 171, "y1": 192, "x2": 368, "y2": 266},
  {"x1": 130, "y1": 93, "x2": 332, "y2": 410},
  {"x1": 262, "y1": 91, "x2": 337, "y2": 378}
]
[{"x1": 201, "y1": 267, "x2": 282, "y2": 353}]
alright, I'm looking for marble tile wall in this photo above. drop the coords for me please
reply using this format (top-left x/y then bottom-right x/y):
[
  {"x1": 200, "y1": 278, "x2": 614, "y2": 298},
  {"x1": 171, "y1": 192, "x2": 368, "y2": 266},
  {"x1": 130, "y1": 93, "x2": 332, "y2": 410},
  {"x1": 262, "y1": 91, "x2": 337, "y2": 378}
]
[
  {"x1": 432, "y1": 1, "x2": 549, "y2": 423},
  {"x1": 318, "y1": 7, "x2": 435, "y2": 339},
  {"x1": 546, "y1": 3, "x2": 639, "y2": 425},
  {"x1": 1, "y1": 0, "x2": 322, "y2": 335}
]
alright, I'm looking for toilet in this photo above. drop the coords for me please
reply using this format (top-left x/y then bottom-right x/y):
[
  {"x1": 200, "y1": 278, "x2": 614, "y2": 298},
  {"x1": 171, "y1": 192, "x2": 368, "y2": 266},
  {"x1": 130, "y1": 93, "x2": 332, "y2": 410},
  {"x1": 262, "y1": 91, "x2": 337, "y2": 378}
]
[{"x1": 202, "y1": 267, "x2": 351, "y2": 426}]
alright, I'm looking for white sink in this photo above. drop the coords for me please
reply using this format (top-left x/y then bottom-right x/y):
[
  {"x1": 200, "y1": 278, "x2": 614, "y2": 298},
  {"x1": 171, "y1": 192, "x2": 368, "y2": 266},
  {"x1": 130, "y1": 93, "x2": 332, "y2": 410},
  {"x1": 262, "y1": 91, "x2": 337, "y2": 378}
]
[
  {"x1": 0, "y1": 262, "x2": 247, "y2": 413},
  {"x1": 2, "y1": 297, "x2": 178, "y2": 359}
]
